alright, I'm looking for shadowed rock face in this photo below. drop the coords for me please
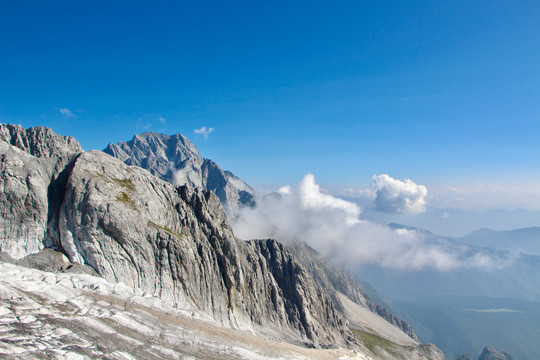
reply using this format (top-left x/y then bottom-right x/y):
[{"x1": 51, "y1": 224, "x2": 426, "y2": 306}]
[
  {"x1": 103, "y1": 132, "x2": 255, "y2": 214},
  {"x1": 0, "y1": 124, "x2": 81, "y2": 259}
]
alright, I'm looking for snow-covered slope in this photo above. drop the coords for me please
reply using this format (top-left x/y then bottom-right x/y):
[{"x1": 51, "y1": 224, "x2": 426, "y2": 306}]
[{"x1": 0, "y1": 262, "x2": 370, "y2": 360}]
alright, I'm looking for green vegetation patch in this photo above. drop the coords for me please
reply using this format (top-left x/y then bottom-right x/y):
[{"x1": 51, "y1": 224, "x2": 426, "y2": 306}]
[
  {"x1": 89, "y1": 171, "x2": 136, "y2": 191},
  {"x1": 116, "y1": 192, "x2": 138, "y2": 211},
  {"x1": 350, "y1": 328, "x2": 407, "y2": 359},
  {"x1": 148, "y1": 221, "x2": 184, "y2": 240},
  {"x1": 89, "y1": 170, "x2": 139, "y2": 211},
  {"x1": 110, "y1": 177, "x2": 135, "y2": 191}
]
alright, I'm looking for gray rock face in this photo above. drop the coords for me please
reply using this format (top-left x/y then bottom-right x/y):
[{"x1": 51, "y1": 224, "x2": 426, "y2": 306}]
[
  {"x1": 478, "y1": 346, "x2": 512, "y2": 360},
  {"x1": 55, "y1": 150, "x2": 353, "y2": 346},
  {"x1": 288, "y1": 241, "x2": 419, "y2": 341},
  {"x1": 0, "y1": 124, "x2": 80, "y2": 260},
  {"x1": 243, "y1": 239, "x2": 354, "y2": 345},
  {"x1": 0, "y1": 262, "x2": 369, "y2": 360},
  {"x1": 0, "y1": 124, "x2": 81, "y2": 158},
  {"x1": 103, "y1": 132, "x2": 255, "y2": 214},
  {"x1": 456, "y1": 355, "x2": 473, "y2": 360}
]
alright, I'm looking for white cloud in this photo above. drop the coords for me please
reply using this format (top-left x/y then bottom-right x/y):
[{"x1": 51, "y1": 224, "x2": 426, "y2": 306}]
[
  {"x1": 233, "y1": 174, "x2": 360, "y2": 255},
  {"x1": 158, "y1": 116, "x2": 166, "y2": 124},
  {"x1": 231, "y1": 174, "x2": 509, "y2": 271},
  {"x1": 59, "y1": 108, "x2": 75, "y2": 118},
  {"x1": 194, "y1": 126, "x2": 215, "y2": 139},
  {"x1": 371, "y1": 174, "x2": 427, "y2": 213}
]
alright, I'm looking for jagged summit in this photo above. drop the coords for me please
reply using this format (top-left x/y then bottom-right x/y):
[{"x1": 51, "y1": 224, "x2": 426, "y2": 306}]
[
  {"x1": 0, "y1": 123, "x2": 81, "y2": 158},
  {"x1": 478, "y1": 346, "x2": 513, "y2": 360},
  {"x1": 104, "y1": 132, "x2": 202, "y2": 181},
  {"x1": 104, "y1": 131, "x2": 255, "y2": 214}
]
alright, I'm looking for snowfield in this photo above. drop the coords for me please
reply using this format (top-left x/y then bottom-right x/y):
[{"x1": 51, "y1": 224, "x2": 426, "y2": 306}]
[{"x1": 0, "y1": 262, "x2": 370, "y2": 360}]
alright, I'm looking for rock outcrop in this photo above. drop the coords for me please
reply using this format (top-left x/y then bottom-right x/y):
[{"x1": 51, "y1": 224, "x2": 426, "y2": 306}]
[
  {"x1": 0, "y1": 124, "x2": 80, "y2": 260},
  {"x1": 478, "y1": 346, "x2": 512, "y2": 360},
  {"x1": 103, "y1": 132, "x2": 255, "y2": 214},
  {"x1": 0, "y1": 261, "x2": 367, "y2": 360},
  {"x1": 0, "y1": 124, "x2": 81, "y2": 158},
  {"x1": 455, "y1": 355, "x2": 473, "y2": 360}
]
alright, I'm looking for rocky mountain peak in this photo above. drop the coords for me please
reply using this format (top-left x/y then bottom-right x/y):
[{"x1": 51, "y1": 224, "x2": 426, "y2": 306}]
[
  {"x1": 0, "y1": 123, "x2": 81, "y2": 158},
  {"x1": 104, "y1": 131, "x2": 255, "y2": 214},
  {"x1": 104, "y1": 132, "x2": 202, "y2": 181},
  {"x1": 478, "y1": 346, "x2": 513, "y2": 360}
]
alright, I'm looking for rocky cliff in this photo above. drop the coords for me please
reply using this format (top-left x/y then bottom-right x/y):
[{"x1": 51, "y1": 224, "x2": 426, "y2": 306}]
[
  {"x1": 0, "y1": 124, "x2": 80, "y2": 260},
  {"x1": 103, "y1": 132, "x2": 255, "y2": 215},
  {"x1": 288, "y1": 241, "x2": 419, "y2": 341},
  {"x1": 0, "y1": 124, "x2": 353, "y2": 347}
]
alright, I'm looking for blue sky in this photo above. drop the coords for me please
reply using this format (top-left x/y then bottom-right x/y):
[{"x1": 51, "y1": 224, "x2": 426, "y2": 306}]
[{"x1": 1, "y1": 1, "x2": 539, "y2": 208}]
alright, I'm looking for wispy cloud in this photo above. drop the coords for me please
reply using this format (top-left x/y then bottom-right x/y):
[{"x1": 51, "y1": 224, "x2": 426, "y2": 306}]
[
  {"x1": 158, "y1": 116, "x2": 166, "y2": 125},
  {"x1": 430, "y1": 182, "x2": 540, "y2": 211},
  {"x1": 59, "y1": 108, "x2": 76, "y2": 118},
  {"x1": 194, "y1": 126, "x2": 215, "y2": 139},
  {"x1": 371, "y1": 174, "x2": 427, "y2": 213},
  {"x1": 231, "y1": 174, "x2": 510, "y2": 271},
  {"x1": 343, "y1": 187, "x2": 376, "y2": 198}
]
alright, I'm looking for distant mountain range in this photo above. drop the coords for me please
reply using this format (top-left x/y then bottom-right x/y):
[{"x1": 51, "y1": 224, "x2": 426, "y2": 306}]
[
  {"x1": 460, "y1": 227, "x2": 540, "y2": 255},
  {"x1": 357, "y1": 224, "x2": 540, "y2": 359},
  {"x1": 344, "y1": 194, "x2": 540, "y2": 237}
]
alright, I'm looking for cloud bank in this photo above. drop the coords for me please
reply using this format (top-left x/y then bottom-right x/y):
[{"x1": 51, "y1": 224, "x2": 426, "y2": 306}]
[
  {"x1": 232, "y1": 174, "x2": 510, "y2": 271},
  {"x1": 371, "y1": 174, "x2": 427, "y2": 213},
  {"x1": 233, "y1": 174, "x2": 360, "y2": 255}
]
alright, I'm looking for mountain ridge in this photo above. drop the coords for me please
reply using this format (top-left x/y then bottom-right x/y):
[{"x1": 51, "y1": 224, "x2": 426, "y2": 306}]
[{"x1": 0, "y1": 124, "x2": 444, "y2": 359}]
